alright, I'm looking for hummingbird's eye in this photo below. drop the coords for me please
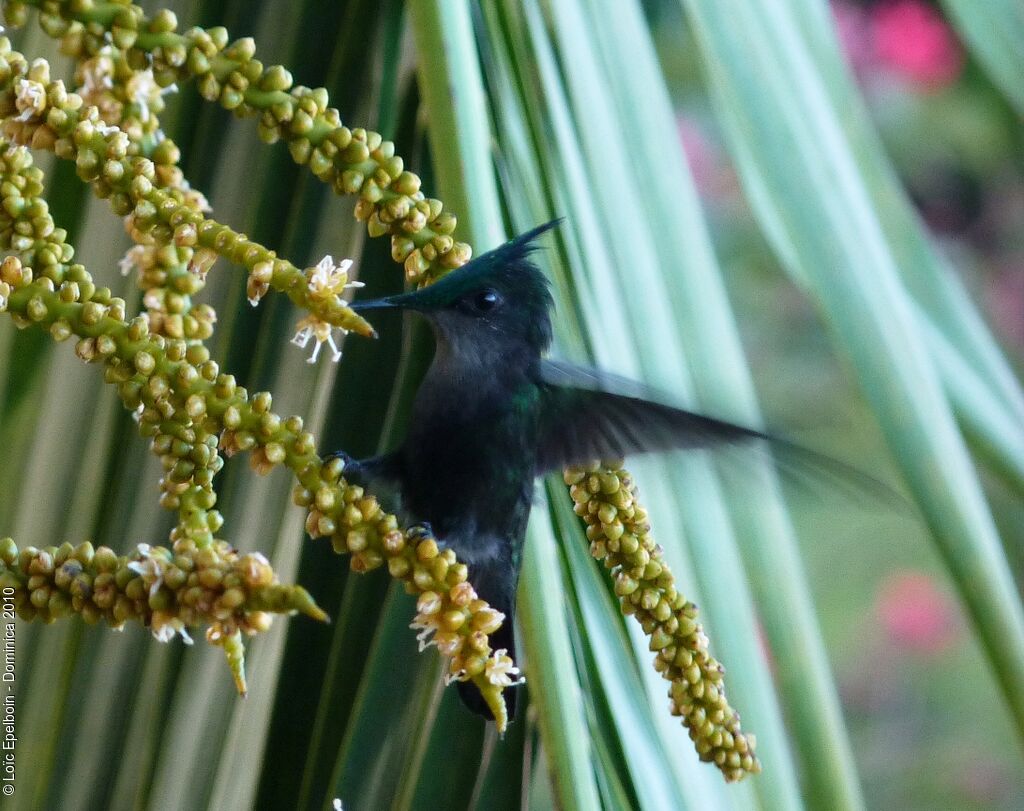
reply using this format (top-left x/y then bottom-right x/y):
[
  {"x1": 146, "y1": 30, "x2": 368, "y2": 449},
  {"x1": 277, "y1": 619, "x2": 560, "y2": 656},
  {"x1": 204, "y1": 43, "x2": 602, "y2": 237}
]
[{"x1": 470, "y1": 289, "x2": 501, "y2": 313}]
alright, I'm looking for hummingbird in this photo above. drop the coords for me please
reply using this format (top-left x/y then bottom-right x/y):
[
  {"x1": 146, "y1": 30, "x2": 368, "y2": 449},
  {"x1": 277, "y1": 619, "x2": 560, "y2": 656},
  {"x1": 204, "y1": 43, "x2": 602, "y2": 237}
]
[{"x1": 334, "y1": 221, "x2": 886, "y2": 721}]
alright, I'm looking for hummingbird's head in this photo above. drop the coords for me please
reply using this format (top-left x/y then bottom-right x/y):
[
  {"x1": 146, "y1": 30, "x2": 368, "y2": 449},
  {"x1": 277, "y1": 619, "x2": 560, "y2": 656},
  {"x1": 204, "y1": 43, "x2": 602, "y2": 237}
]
[{"x1": 350, "y1": 221, "x2": 559, "y2": 357}]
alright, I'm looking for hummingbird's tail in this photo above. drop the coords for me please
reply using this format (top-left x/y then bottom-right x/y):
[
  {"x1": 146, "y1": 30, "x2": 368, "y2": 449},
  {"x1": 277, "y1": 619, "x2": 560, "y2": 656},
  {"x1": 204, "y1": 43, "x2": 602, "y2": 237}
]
[{"x1": 455, "y1": 562, "x2": 520, "y2": 722}]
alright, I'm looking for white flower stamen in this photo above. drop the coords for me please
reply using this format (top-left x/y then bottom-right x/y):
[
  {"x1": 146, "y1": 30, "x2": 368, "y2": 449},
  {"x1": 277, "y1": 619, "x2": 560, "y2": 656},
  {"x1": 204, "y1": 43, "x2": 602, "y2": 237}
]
[
  {"x1": 291, "y1": 316, "x2": 345, "y2": 364},
  {"x1": 78, "y1": 54, "x2": 114, "y2": 100},
  {"x1": 152, "y1": 614, "x2": 194, "y2": 646},
  {"x1": 443, "y1": 668, "x2": 468, "y2": 686},
  {"x1": 14, "y1": 78, "x2": 46, "y2": 121},
  {"x1": 409, "y1": 613, "x2": 441, "y2": 652},
  {"x1": 484, "y1": 648, "x2": 525, "y2": 688},
  {"x1": 307, "y1": 255, "x2": 360, "y2": 298},
  {"x1": 119, "y1": 244, "x2": 146, "y2": 276},
  {"x1": 125, "y1": 69, "x2": 177, "y2": 122}
]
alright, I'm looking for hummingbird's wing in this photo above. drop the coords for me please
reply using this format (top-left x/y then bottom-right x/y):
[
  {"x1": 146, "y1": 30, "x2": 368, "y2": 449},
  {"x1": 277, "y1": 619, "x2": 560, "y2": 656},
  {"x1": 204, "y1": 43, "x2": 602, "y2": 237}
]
[
  {"x1": 534, "y1": 361, "x2": 771, "y2": 467},
  {"x1": 533, "y1": 360, "x2": 902, "y2": 507}
]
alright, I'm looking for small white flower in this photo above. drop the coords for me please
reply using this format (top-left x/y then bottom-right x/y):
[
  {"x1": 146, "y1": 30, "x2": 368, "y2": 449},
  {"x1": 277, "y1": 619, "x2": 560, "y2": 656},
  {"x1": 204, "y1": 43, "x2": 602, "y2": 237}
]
[
  {"x1": 435, "y1": 633, "x2": 463, "y2": 657},
  {"x1": 127, "y1": 542, "x2": 151, "y2": 560},
  {"x1": 443, "y1": 668, "x2": 468, "y2": 686},
  {"x1": 416, "y1": 591, "x2": 443, "y2": 616},
  {"x1": 108, "y1": 130, "x2": 130, "y2": 154},
  {"x1": 14, "y1": 78, "x2": 46, "y2": 121},
  {"x1": 119, "y1": 244, "x2": 146, "y2": 276},
  {"x1": 484, "y1": 648, "x2": 525, "y2": 688},
  {"x1": 291, "y1": 316, "x2": 345, "y2": 364},
  {"x1": 96, "y1": 122, "x2": 119, "y2": 137},
  {"x1": 409, "y1": 613, "x2": 441, "y2": 652},
  {"x1": 127, "y1": 542, "x2": 166, "y2": 599},
  {"x1": 152, "y1": 615, "x2": 194, "y2": 646},
  {"x1": 188, "y1": 247, "x2": 217, "y2": 278},
  {"x1": 131, "y1": 403, "x2": 145, "y2": 424},
  {"x1": 307, "y1": 255, "x2": 362, "y2": 298},
  {"x1": 125, "y1": 69, "x2": 177, "y2": 122},
  {"x1": 332, "y1": 800, "x2": 344, "y2": 811},
  {"x1": 181, "y1": 184, "x2": 211, "y2": 213},
  {"x1": 78, "y1": 54, "x2": 114, "y2": 101}
]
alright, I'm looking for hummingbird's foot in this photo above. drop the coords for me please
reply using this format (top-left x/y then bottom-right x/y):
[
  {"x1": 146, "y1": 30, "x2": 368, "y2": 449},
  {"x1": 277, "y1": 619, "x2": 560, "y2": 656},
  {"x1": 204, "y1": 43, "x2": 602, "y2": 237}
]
[
  {"x1": 322, "y1": 449, "x2": 364, "y2": 481},
  {"x1": 323, "y1": 448, "x2": 356, "y2": 466},
  {"x1": 407, "y1": 522, "x2": 443, "y2": 547},
  {"x1": 407, "y1": 522, "x2": 436, "y2": 540}
]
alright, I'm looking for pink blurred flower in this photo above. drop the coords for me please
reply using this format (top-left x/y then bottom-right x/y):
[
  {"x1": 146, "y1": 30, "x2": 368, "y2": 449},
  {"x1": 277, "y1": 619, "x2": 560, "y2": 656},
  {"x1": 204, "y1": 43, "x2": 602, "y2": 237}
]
[
  {"x1": 876, "y1": 570, "x2": 960, "y2": 654},
  {"x1": 955, "y1": 759, "x2": 1016, "y2": 808},
  {"x1": 870, "y1": 0, "x2": 964, "y2": 88},
  {"x1": 983, "y1": 260, "x2": 1024, "y2": 349},
  {"x1": 832, "y1": 1, "x2": 873, "y2": 75},
  {"x1": 677, "y1": 116, "x2": 734, "y2": 200}
]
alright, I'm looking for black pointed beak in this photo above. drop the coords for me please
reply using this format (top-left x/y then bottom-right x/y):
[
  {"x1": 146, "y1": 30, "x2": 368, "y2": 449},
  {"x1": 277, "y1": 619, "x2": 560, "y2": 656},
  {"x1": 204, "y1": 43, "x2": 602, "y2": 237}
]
[
  {"x1": 349, "y1": 287, "x2": 428, "y2": 313},
  {"x1": 348, "y1": 296, "x2": 401, "y2": 313},
  {"x1": 348, "y1": 291, "x2": 427, "y2": 340}
]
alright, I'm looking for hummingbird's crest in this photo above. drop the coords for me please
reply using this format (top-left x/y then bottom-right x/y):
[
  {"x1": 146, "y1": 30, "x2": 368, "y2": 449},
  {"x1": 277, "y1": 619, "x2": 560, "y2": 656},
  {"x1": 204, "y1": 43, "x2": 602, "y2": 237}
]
[{"x1": 460, "y1": 220, "x2": 561, "y2": 281}]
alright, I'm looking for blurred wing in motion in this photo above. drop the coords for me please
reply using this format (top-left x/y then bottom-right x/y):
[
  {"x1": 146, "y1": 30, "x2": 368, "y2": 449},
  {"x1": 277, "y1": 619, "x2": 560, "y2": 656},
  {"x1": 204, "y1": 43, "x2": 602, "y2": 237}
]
[{"x1": 534, "y1": 360, "x2": 904, "y2": 509}]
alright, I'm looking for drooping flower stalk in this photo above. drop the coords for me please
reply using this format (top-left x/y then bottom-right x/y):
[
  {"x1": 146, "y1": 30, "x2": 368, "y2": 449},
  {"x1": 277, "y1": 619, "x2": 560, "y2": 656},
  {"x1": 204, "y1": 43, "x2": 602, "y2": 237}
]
[
  {"x1": 0, "y1": 536, "x2": 324, "y2": 694},
  {"x1": 566, "y1": 461, "x2": 761, "y2": 781}
]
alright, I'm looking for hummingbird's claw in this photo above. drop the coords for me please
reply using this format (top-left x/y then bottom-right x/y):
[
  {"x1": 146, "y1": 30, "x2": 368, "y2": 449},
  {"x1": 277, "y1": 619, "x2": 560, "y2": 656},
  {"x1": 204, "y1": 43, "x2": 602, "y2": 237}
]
[
  {"x1": 407, "y1": 522, "x2": 442, "y2": 547},
  {"x1": 323, "y1": 449, "x2": 363, "y2": 477}
]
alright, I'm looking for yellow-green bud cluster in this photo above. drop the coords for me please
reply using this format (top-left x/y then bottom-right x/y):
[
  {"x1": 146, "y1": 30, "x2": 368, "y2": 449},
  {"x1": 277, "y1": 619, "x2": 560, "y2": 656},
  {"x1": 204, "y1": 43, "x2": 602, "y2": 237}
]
[
  {"x1": 565, "y1": 462, "x2": 761, "y2": 782},
  {"x1": 0, "y1": 42, "x2": 371, "y2": 338},
  {"x1": 118, "y1": 148, "x2": 218, "y2": 343},
  {"x1": 65, "y1": 44, "x2": 215, "y2": 347},
  {"x1": 12, "y1": 0, "x2": 472, "y2": 286},
  {"x1": 0, "y1": 130, "x2": 211, "y2": 349},
  {"x1": 0, "y1": 148, "x2": 73, "y2": 315},
  {"x1": 0, "y1": 536, "x2": 326, "y2": 694},
  {"x1": 72, "y1": 43, "x2": 169, "y2": 142},
  {"x1": 0, "y1": 245, "x2": 286, "y2": 537},
  {"x1": 0, "y1": 143, "x2": 309, "y2": 541},
  {"x1": 155, "y1": 422, "x2": 224, "y2": 548}
]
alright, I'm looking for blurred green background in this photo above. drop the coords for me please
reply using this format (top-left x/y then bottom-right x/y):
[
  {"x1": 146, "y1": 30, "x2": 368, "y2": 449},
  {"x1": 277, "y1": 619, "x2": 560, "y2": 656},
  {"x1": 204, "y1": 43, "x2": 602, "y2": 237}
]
[
  {"x1": 653, "y1": 3, "x2": 1024, "y2": 808},
  {"x1": 0, "y1": 0, "x2": 1021, "y2": 809}
]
